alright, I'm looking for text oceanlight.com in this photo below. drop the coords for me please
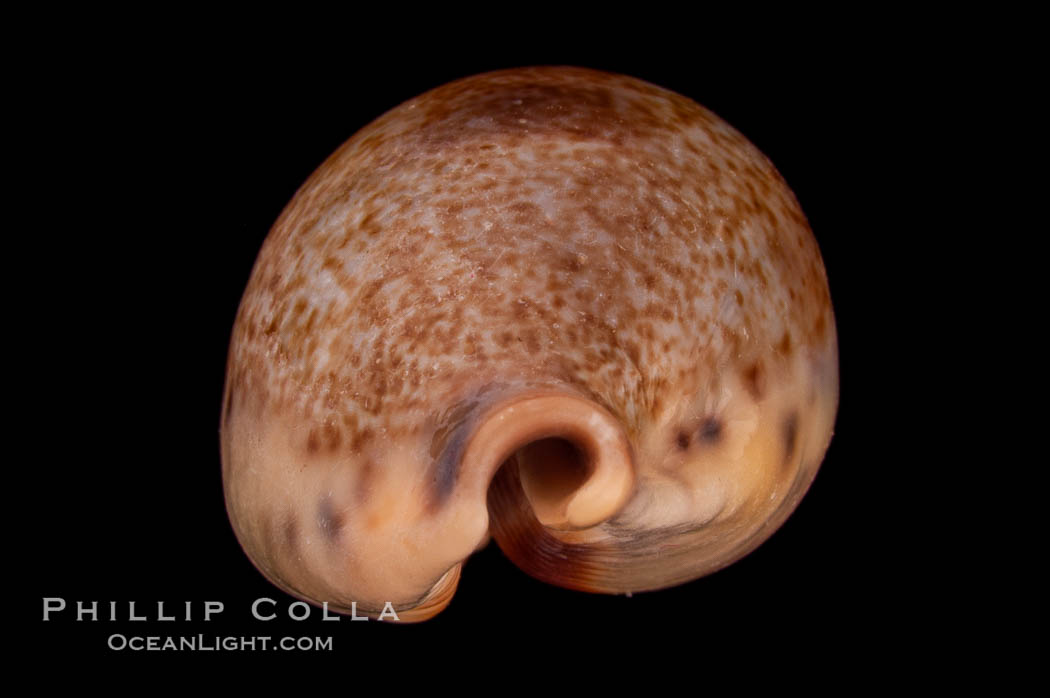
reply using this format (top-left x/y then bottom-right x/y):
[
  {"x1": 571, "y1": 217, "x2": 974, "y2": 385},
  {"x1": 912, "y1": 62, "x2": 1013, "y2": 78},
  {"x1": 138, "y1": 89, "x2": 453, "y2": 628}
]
[{"x1": 107, "y1": 634, "x2": 333, "y2": 651}]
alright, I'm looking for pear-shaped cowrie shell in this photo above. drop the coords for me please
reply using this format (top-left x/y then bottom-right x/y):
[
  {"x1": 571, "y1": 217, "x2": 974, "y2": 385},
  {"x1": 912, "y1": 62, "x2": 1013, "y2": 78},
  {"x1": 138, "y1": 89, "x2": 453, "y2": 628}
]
[{"x1": 220, "y1": 66, "x2": 839, "y2": 621}]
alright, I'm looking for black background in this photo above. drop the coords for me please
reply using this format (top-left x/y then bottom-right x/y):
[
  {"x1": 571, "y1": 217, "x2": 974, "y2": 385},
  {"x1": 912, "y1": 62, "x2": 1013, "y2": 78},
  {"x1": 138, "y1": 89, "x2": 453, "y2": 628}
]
[{"x1": 23, "y1": 25, "x2": 950, "y2": 667}]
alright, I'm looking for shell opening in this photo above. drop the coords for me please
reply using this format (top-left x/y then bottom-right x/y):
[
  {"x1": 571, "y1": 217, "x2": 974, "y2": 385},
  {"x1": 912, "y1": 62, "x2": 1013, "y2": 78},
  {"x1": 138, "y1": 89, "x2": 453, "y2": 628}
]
[
  {"x1": 516, "y1": 437, "x2": 592, "y2": 530},
  {"x1": 464, "y1": 391, "x2": 636, "y2": 534}
]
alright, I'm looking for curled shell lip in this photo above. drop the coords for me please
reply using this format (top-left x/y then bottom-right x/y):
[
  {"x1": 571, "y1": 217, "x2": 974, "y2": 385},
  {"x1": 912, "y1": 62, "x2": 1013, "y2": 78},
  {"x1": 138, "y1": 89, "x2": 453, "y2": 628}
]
[{"x1": 454, "y1": 389, "x2": 636, "y2": 532}]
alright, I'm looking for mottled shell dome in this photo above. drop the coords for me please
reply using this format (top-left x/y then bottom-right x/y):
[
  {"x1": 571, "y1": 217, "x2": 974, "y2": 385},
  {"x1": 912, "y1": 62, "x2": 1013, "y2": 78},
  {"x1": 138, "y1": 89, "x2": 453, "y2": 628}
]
[{"x1": 221, "y1": 66, "x2": 839, "y2": 621}]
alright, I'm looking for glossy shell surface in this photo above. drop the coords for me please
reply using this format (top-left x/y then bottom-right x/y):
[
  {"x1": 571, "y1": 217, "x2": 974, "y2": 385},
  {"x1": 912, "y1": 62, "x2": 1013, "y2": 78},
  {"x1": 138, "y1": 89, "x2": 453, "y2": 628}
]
[{"x1": 221, "y1": 66, "x2": 839, "y2": 620}]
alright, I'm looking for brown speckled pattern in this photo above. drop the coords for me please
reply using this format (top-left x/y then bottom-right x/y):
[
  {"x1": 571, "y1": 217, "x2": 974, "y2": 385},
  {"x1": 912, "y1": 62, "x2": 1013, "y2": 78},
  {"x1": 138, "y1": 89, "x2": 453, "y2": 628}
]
[{"x1": 221, "y1": 66, "x2": 839, "y2": 617}]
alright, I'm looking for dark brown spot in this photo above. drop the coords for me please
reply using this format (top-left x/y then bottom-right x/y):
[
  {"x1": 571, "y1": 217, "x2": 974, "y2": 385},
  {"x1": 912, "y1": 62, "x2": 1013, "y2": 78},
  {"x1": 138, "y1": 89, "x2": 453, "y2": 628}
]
[
  {"x1": 323, "y1": 423, "x2": 342, "y2": 452},
  {"x1": 783, "y1": 412, "x2": 799, "y2": 466},
  {"x1": 429, "y1": 421, "x2": 470, "y2": 509},
  {"x1": 306, "y1": 428, "x2": 320, "y2": 455},
  {"x1": 699, "y1": 417, "x2": 722, "y2": 443},
  {"x1": 350, "y1": 426, "x2": 373, "y2": 452},
  {"x1": 742, "y1": 361, "x2": 766, "y2": 401},
  {"x1": 814, "y1": 312, "x2": 827, "y2": 339},
  {"x1": 676, "y1": 431, "x2": 690, "y2": 450},
  {"x1": 222, "y1": 387, "x2": 234, "y2": 426},
  {"x1": 427, "y1": 398, "x2": 485, "y2": 510},
  {"x1": 318, "y1": 496, "x2": 345, "y2": 543}
]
